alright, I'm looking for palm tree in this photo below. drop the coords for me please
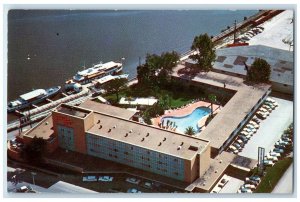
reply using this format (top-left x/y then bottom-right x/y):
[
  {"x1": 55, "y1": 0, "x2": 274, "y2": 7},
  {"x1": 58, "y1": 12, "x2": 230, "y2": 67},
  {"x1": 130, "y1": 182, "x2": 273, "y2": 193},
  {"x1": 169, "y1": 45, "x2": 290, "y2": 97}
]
[
  {"x1": 185, "y1": 126, "x2": 196, "y2": 136},
  {"x1": 208, "y1": 94, "x2": 217, "y2": 116}
]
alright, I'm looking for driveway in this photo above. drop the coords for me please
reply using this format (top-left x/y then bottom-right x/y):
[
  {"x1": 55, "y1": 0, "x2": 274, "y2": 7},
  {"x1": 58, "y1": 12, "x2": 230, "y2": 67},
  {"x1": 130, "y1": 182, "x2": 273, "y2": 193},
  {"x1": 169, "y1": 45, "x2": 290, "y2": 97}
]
[
  {"x1": 239, "y1": 97, "x2": 293, "y2": 159},
  {"x1": 219, "y1": 177, "x2": 244, "y2": 193}
]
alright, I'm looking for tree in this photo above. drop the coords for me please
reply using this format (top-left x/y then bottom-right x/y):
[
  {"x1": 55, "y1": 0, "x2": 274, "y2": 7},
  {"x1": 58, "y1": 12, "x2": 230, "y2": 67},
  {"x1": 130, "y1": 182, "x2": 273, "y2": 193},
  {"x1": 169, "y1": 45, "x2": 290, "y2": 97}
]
[
  {"x1": 208, "y1": 94, "x2": 217, "y2": 116},
  {"x1": 21, "y1": 136, "x2": 47, "y2": 164},
  {"x1": 247, "y1": 58, "x2": 271, "y2": 83},
  {"x1": 136, "y1": 51, "x2": 179, "y2": 88},
  {"x1": 185, "y1": 126, "x2": 196, "y2": 136},
  {"x1": 189, "y1": 33, "x2": 216, "y2": 72},
  {"x1": 102, "y1": 78, "x2": 128, "y2": 102}
]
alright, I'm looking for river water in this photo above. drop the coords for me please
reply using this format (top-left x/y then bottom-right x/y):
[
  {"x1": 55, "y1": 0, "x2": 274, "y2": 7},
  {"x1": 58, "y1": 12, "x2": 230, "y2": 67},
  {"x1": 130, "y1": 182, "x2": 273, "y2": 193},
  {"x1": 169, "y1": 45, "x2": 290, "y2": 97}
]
[{"x1": 8, "y1": 10, "x2": 257, "y2": 100}]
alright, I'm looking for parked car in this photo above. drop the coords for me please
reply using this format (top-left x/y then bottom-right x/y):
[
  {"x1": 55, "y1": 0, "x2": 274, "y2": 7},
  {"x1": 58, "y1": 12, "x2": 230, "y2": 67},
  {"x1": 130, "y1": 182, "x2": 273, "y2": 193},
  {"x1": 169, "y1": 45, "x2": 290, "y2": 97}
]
[
  {"x1": 229, "y1": 145, "x2": 238, "y2": 154},
  {"x1": 16, "y1": 185, "x2": 32, "y2": 193},
  {"x1": 143, "y1": 182, "x2": 153, "y2": 189},
  {"x1": 273, "y1": 148, "x2": 284, "y2": 154},
  {"x1": 127, "y1": 188, "x2": 142, "y2": 193},
  {"x1": 264, "y1": 102, "x2": 276, "y2": 109},
  {"x1": 243, "y1": 127, "x2": 255, "y2": 135},
  {"x1": 246, "y1": 176, "x2": 261, "y2": 183},
  {"x1": 218, "y1": 175, "x2": 230, "y2": 188},
  {"x1": 211, "y1": 186, "x2": 222, "y2": 193},
  {"x1": 246, "y1": 125, "x2": 257, "y2": 133},
  {"x1": 233, "y1": 143, "x2": 242, "y2": 151},
  {"x1": 98, "y1": 176, "x2": 114, "y2": 182},
  {"x1": 245, "y1": 179, "x2": 259, "y2": 186},
  {"x1": 249, "y1": 121, "x2": 259, "y2": 129},
  {"x1": 266, "y1": 97, "x2": 276, "y2": 103},
  {"x1": 236, "y1": 139, "x2": 245, "y2": 147},
  {"x1": 83, "y1": 176, "x2": 97, "y2": 182},
  {"x1": 243, "y1": 184, "x2": 256, "y2": 190},
  {"x1": 126, "y1": 177, "x2": 141, "y2": 185},
  {"x1": 256, "y1": 111, "x2": 267, "y2": 119},
  {"x1": 239, "y1": 132, "x2": 251, "y2": 140},
  {"x1": 263, "y1": 160, "x2": 275, "y2": 167},
  {"x1": 237, "y1": 187, "x2": 252, "y2": 193},
  {"x1": 262, "y1": 105, "x2": 272, "y2": 112},
  {"x1": 265, "y1": 154, "x2": 278, "y2": 162},
  {"x1": 238, "y1": 136, "x2": 248, "y2": 143},
  {"x1": 281, "y1": 137, "x2": 292, "y2": 143},
  {"x1": 269, "y1": 152, "x2": 281, "y2": 158},
  {"x1": 259, "y1": 108, "x2": 270, "y2": 115}
]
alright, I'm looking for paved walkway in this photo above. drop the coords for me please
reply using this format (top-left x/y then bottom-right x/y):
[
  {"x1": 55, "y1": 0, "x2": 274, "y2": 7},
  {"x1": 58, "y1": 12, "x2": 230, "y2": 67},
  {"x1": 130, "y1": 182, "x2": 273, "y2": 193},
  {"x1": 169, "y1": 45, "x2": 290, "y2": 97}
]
[{"x1": 272, "y1": 163, "x2": 293, "y2": 194}]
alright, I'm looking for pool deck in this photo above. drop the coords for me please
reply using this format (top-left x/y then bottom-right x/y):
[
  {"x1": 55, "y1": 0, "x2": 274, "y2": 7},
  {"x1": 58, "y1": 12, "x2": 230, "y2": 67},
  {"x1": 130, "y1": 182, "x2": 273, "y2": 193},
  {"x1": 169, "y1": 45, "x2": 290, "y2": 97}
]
[
  {"x1": 171, "y1": 64, "x2": 271, "y2": 150},
  {"x1": 151, "y1": 101, "x2": 221, "y2": 134}
]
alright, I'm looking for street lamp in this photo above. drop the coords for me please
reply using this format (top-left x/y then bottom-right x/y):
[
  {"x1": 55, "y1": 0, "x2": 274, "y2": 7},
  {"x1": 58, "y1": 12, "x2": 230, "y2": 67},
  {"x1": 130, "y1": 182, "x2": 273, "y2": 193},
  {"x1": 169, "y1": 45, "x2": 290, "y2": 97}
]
[{"x1": 31, "y1": 172, "x2": 36, "y2": 185}]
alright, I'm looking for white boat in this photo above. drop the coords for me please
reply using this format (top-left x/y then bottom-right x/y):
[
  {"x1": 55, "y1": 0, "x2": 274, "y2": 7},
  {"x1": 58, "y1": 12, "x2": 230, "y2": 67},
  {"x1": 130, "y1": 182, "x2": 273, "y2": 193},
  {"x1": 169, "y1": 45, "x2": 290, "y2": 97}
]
[{"x1": 72, "y1": 61, "x2": 123, "y2": 85}]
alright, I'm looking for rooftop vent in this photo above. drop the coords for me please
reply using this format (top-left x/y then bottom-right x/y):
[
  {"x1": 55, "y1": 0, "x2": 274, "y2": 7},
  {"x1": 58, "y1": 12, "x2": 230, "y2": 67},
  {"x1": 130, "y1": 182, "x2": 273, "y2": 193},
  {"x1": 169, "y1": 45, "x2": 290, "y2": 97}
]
[
  {"x1": 97, "y1": 120, "x2": 101, "y2": 124},
  {"x1": 141, "y1": 138, "x2": 145, "y2": 142},
  {"x1": 163, "y1": 137, "x2": 166, "y2": 141},
  {"x1": 181, "y1": 142, "x2": 184, "y2": 146},
  {"x1": 158, "y1": 142, "x2": 162, "y2": 146},
  {"x1": 113, "y1": 125, "x2": 117, "y2": 129},
  {"x1": 108, "y1": 129, "x2": 111, "y2": 133},
  {"x1": 129, "y1": 129, "x2": 133, "y2": 133},
  {"x1": 125, "y1": 133, "x2": 128, "y2": 137},
  {"x1": 45, "y1": 122, "x2": 49, "y2": 125},
  {"x1": 146, "y1": 133, "x2": 150, "y2": 137},
  {"x1": 99, "y1": 125, "x2": 102, "y2": 129},
  {"x1": 177, "y1": 146, "x2": 182, "y2": 150},
  {"x1": 188, "y1": 145, "x2": 199, "y2": 151}
]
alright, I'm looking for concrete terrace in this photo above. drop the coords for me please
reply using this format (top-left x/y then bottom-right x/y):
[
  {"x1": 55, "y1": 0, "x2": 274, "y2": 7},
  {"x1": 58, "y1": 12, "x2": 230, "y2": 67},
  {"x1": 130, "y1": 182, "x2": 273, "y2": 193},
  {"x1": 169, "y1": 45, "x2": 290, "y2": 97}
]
[{"x1": 172, "y1": 64, "x2": 271, "y2": 150}]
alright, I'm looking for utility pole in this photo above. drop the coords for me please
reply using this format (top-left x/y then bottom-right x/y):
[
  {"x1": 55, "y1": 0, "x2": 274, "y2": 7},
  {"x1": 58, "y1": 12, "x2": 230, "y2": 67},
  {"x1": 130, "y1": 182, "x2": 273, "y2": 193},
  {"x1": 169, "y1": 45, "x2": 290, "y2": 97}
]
[
  {"x1": 233, "y1": 20, "x2": 237, "y2": 44},
  {"x1": 31, "y1": 172, "x2": 36, "y2": 185}
]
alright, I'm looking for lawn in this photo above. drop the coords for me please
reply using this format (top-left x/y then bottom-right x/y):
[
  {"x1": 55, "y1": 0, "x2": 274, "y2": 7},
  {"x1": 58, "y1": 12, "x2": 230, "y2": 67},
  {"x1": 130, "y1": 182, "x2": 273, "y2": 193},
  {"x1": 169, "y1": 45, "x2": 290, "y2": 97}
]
[
  {"x1": 103, "y1": 85, "x2": 204, "y2": 109},
  {"x1": 254, "y1": 157, "x2": 293, "y2": 193}
]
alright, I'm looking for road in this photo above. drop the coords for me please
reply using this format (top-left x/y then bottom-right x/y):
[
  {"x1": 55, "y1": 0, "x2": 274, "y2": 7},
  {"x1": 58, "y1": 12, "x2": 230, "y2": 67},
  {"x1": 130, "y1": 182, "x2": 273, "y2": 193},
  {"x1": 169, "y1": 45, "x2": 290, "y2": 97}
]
[
  {"x1": 272, "y1": 163, "x2": 293, "y2": 194},
  {"x1": 239, "y1": 97, "x2": 293, "y2": 159}
]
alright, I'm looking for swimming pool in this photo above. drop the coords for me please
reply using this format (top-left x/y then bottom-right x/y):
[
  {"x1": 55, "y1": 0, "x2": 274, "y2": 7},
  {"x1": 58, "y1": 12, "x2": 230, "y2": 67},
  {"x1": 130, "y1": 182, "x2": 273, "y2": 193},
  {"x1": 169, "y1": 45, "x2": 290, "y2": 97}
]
[{"x1": 161, "y1": 107, "x2": 211, "y2": 134}]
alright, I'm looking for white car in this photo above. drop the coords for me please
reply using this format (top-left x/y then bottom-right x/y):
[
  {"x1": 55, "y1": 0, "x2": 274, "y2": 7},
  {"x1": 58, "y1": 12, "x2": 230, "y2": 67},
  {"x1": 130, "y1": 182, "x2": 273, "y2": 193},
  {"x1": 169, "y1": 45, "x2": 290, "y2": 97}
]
[
  {"x1": 269, "y1": 152, "x2": 281, "y2": 158},
  {"x1": 266, "y1": 98, "x2": 276, "y2": 103},
  {"x1": 249, "y1": 121, "x2": 259, "y2": 129},
  {"x1": 259, "y1": 108, "x2": 270, "y2": 116},
  {"x1": 243, "y1": 184, "x2": 256, "y2": 190},
  {"x1": 98, "y1": 176, "x2": 113, "y2": 182},
  {"x1": 264, "y1": 160, "x2": 275, "y2": 167},
  {"x1": 211, "y1": 186, "x2": 222, "y2": 193},
  {"x1": 256, "y1": 111, "x2": 267, "y2": 119},
  {"x1": 127, "y1": 188, "x2": 142, "y2": 193},
  {"x1": 265, "y1": 154, "x2": 278, "y2": 162},
  {"x1": 243, "y1": 128, "x2": 255, "y2": 135},
  {"x1": 262, "y1": 105, "x2": 272, "y2": 112},
  {"x1": 229, "y1": 145, "x2": 238, "y2": 154},
  {"x1": 83, "y1": 176, "x2": 97, "y2": 182},
  {"x1": 237, "y1": 187, "x2": 252, "y2": 193},
  {"x1": 218, "y1": 175, "x2": 230, "y2": 188},
  {"x1": 246, "y1": 125, "x2": 257, "y2": 133},
  {"x1": 126, "y1": 177, "x2": 141, "y2": 185}
]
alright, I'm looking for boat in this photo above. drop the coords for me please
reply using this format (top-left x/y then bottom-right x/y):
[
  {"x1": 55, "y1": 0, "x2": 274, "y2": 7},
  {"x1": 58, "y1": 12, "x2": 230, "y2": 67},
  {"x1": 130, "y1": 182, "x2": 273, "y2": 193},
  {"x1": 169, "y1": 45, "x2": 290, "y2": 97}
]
[
  {"x1": 71, "y1": 61, "x2": 123, "y2": 85},
  {"x1": 7, "y1": 86, "x2": 61, "y2": 113}
]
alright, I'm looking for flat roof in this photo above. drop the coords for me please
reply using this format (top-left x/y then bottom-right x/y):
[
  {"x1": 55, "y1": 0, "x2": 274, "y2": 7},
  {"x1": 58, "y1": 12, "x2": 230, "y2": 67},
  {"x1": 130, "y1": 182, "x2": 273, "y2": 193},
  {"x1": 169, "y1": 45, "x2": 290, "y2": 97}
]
[
  {"x1": 48, "y1": 181, "x2": 98, "y2": 193},
  {"x1": 172, "y1": 65, "x2": 270, "y2": 149},
  {"x1": 55, "y1": 104, "x2": 92, "y2": 118},
  {"x1": 185, "y1": 152, "x2": 257, "y2": 192},
  {"x1": 214, "y1": 45, "x2": 293, "y2": 86},
  {"x1": 87, "y1": 111, "x2": 209, "y2": 160},
  {"x1": 79, "y1": 99, "x2": 136, "y2": 119},
  {"x1": 23, "y1": 116, "x2": 54, "y2": 139}
]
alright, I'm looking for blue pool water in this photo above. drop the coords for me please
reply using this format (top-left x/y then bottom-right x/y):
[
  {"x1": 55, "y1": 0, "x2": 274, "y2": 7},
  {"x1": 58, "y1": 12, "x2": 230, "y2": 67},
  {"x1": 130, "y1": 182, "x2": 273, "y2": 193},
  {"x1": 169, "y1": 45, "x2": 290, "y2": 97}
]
[{"x1": 162, "y1": 107, "x2": 211, "y2": 134}]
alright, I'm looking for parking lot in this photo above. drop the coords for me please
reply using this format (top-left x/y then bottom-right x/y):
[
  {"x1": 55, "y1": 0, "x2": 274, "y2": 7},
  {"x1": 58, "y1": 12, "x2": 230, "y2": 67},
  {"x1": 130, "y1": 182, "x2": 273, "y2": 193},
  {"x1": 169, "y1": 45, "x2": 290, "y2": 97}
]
[{"x1": 239, "y1": 97, "x2": 293, "y2": 159}]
